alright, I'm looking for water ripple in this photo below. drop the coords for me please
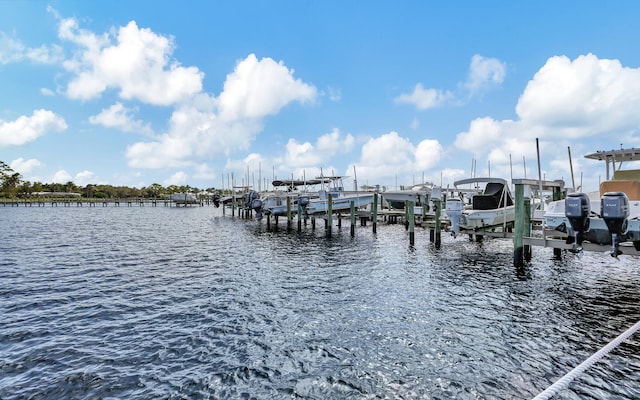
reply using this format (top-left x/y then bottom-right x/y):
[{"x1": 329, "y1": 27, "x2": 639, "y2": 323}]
[{"x1": 1, "y1": 207, "x2": 640, "y2": 399}]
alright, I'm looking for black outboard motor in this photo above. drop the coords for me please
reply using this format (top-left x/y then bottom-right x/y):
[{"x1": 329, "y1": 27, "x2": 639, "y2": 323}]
[
  {"x1": 212, "y1": 194, "x2": 221, "y2": 208},
  {"x1": 565, "y1": 192, "x2": 590, "y2": 251},
  {"x1": 601, "y1": 192, "x2": 629, "y2": 257}
]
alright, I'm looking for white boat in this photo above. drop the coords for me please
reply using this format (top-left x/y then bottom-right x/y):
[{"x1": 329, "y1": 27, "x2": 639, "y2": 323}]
[
  {"x1": 301, "y1": 175, "x2": 375, "y2": 216},
  {"x1": 446, "y1": 177, "x2": 515, "y2": 237},
  {"x1": 303, "y1": 190, "x2": 375, "y2": 216},
  {"x1": 543, "y1": 147, "x2": 640, "y2": 255},
  {"x1": 166, "y1": 192, "x2": 198, "y2": 204},
  {"x1": 381, "y1": 182, "x2": 434, "y2": 210}
]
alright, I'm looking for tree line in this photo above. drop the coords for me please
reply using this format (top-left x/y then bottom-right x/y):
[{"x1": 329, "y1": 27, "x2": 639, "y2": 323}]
[{"x1": 0, "y1": 161, "x2": 219, "y2": 199}]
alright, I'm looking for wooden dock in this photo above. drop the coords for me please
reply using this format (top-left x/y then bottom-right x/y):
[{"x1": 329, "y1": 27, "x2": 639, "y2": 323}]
[{"x1": 0, "y1": 198, "x2": 217, "y2": 207}]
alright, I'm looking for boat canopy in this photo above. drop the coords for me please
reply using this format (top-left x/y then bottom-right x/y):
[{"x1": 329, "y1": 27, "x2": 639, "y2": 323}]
[{"x1": 453, "y1": 177, "x2": 507, "y2": 187}]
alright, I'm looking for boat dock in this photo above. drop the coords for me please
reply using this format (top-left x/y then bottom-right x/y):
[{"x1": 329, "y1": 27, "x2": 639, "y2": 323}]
[
  {"x1": 0, "y1": 197, "x2": 218, "y2": 207},
  {"x1": 221, "y1": 173, "x2": 640, "y2": 264}
]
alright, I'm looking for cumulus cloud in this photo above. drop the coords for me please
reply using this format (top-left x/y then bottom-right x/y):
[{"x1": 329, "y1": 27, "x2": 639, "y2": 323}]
[
  {"x1": 454, "y1": 53, "x2": 640, "y2": 184},
  {"x1": 516, "y1": 54, "x2": 640, "y2": 137},
  {"x1": 89, "y1": 102, "x2": 153, "y2": 135},
  {"x1": 0, "y1": 32, "x2": 63, "y2": 64},
  {"x1": 0, "y1": 109, "x2": 67, "y2": 146},
  {"x1": 284, "y1": 128, "x2": 355, "y2": 168},
  {"x1": 464, "y1": 54, "x2": 506, "y2": 93},
  {"x1": 51, "y1": 169, "x2": 72, "y2": 183},
  {"x1": 59, "y1": 18, "x2": 203, "y2": 105},
  {"x1": 10, "y1": 158, "x2": 43, "y2": 174},
  {"x1": 74, "y1": 170, "x2": 96, "y2": 186},
  {"x1": 355, "y1": 131, "x2": 445, "y2": 185},
  {"x1": 217, "y1": 54, "x2": 316, "y2": 121},
  {"x1": 396, "y1": 54, "x2": 506, "y2": 110},
  {"x1": 394, "y1": 83, "x2": 453, "y2": 110},
  {"x1": 126, "y1": 54, "x2": 318, "y2": 168},
  {"x1": 164, "y1": 171, "x2": 188, "y2": 186}
]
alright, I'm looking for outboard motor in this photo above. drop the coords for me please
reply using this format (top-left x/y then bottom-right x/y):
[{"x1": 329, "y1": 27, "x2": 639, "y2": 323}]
[
  {"x1": 298, "y1": 195, "x2": 310, "y2": 217},
  {"x1": 565, "y1": 192, "x2": 590, "y2": 252},
  {"x1": 445, "y1": 198, "x2": 464, "y2": 238},
  {"x1": 298, "y1": 195, "x2": 310, "y2": 207},
  {"x1": 601, "y1": 192, "x2": 629, "y2": 257},
  {"x1": 245, "y1": 191, "x2": 264, "y2": 221},
  {"x1": 212, "y1": 194, "x2": 221, "y2": 208}
]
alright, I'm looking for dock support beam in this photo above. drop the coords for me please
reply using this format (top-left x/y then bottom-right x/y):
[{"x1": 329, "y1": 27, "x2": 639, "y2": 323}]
[
  {"x1": 350, "y1": 201, "x2": 356, "y2": 237},
  {"x1": 326, "y1": 195, "x2": 333, "y2": 237},
  {"x1": 408, "y1": 200, "x2": 415, "y2": 246},
  {"x1": 372, "y1": 193, "x2": 378, "y2": 234},
  {"x1": 513, "y1": 183, "x2": 532, "y2": 268},
  {"x1": 433, "y1": 199, "x2": 442, "y2": 247},
  {"x1": 287, "y1": 197, "x2": 292, "y2": 232}
]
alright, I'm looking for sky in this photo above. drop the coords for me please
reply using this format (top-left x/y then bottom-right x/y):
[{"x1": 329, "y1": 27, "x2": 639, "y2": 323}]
[{"x1": 1, "y1": 1, "x2": 640, "y2": 192}]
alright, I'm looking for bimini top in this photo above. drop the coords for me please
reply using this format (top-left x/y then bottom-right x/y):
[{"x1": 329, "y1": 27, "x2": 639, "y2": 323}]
[
  {"x1": 584, "y1": 147, "x2": 640, "y2": 162},
  {"x1": 453, "y1": 177, "x2": 507, "y2": 187}
]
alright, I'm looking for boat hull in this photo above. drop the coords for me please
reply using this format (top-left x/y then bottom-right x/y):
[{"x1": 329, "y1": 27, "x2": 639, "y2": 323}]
[{"x1": 304, "y1": 194, "x2": 375, "y2": 215}]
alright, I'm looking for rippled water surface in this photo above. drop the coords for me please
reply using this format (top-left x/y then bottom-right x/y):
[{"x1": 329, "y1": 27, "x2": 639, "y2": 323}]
[{"x1": 1, "y1": 205, "x2": 640, "y2": 399}]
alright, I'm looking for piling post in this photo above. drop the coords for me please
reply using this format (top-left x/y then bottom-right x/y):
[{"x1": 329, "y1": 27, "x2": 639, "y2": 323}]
[
  {"x1": 408, "y1": 200, "x2": 415, "y2": 246},
  {"x1": 524, "y1": 195, "x2": 532, "y2": 261},
  {"x1": 434, "y1": 198, "x2": 441, "y2": 246},
  {"x1": 232, "y1": 194, "x2": 236, "y2": 217},
  {"x1": 326, "y1": 195, "x2": 333, "y2": 237},
  {"x1": 350, "y1": 200, "x2": 356, "y2": 237},
  {"x1": 267, "y1": 214, "x2": 271, "y2": 229},
  {"x1": 287, "y1": 196, "x2": 292, "y2": 231},
  {"x1": 404, "y1": 200, "x2": 410, "y2": 230},
  {"x1": 297, "y1": 203, "x2": 303, "y2": 232},
  {"x1": 513, "y1": 183, "x2": 526, "y2": 268},
  {"x1": 372, "y1": 193, "x2": 378, "y2": 234}
]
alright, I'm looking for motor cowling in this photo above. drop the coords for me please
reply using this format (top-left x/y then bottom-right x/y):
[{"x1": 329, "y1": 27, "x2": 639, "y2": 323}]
[
  {"x1": 565, "y1": 192, "x2": 590, "y2": 233},
  {"x1": 601, "y1": 192, "x2": 629, "y2": 235},
  {"x1": 445, "y1": 198, "x2": 464, "y2": 238}
]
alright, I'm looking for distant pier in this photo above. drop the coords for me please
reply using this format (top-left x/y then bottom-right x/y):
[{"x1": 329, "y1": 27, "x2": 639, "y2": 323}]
[{"x1": 0, "y1": 198, "x2": 217, "y2": 207}]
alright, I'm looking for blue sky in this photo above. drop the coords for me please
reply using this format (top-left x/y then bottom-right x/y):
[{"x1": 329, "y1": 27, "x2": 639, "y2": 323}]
[{"x1": 1, "y1": 1, "x2": 640, "y2": 191}]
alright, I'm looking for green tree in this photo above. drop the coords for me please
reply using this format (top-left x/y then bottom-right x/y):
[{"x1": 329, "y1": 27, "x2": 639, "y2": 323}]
[{"x1": 0, "y1": 162, "x2": 22, "y2": 197}]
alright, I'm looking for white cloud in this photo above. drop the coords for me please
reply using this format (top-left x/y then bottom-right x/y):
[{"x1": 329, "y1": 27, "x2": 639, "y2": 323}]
[
  {"x1": 454, "y1": 53, "x2": 640, "y2": 187},
  {"x1": 51, "y1": 169, "x2": 72, "y2": 183},
  {"x1": 217, "y1": 54, "x2": 317, "y2": 121},
  {"x1": 516, "y1": 53, "x2": 640, "y2": 137},
  {"x1": 164, "y1": 171, "x2": 188, "y2": 186},
  {"x1": 354, "y1": 131, "x2": 444, "y2": 185},
  {"x1": 396, "y1": 54, "x2": 506, "y2": 110},
  {"x1": 59, "y1": 18, "x2": 203, "y2": 105},
  {"x1": 415, "y1": 139, "x2": 444, "y2": 171},
  {"x1": 126, "y1": 55, "x2": 318, "y2": 168},
  {"x1": 0, "y1": 109, "x2": 67, "y2": 147},
  {"x1": 89, "y1": 102, "x2": 153, "y2": 135},
  {"x1": 284, "y1": 128, "x2": 355, "y2": 168},
  {"x1": 10, "y1": 158, "x2": 43, "y2": 174},
  {"x1": 453, "y1": 116, "x2": 511, "y2": 153},
  {"x1": 0, "y1": 32, "x2": 63, "y2": 64},
  {"x1": 464, "y1": 54, "x2": 506, "y2": 93},
  {"x1": 74, "y1": 170, "x2": 96, "y2": 186},
  {"x1": 40, "y1": 88, "x2": 55, "y2": 96},
  {"x1": 394, "y1": 83, "x2": 453, "y2": 110}
]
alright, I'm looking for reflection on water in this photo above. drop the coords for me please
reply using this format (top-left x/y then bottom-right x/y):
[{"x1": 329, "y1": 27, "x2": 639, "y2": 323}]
[{"x1": 1, "y1": 206, "x2": 639, "y2": 399}]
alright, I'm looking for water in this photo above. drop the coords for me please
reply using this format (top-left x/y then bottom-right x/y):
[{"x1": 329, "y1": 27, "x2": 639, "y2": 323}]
[{"x1": 1, "y1": 205, "x2": 639, "y2": 399}]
